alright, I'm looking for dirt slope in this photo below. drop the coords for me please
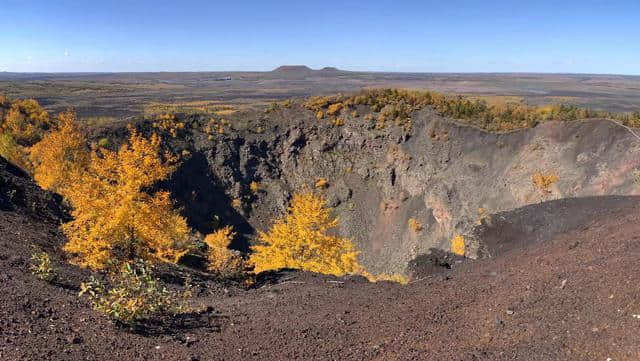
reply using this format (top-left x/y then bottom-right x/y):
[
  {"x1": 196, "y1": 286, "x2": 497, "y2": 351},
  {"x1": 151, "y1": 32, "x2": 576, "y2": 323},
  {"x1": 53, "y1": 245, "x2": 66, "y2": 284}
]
[{"x1": 2, "y1": 192, "x2": 640, "y2": 360}]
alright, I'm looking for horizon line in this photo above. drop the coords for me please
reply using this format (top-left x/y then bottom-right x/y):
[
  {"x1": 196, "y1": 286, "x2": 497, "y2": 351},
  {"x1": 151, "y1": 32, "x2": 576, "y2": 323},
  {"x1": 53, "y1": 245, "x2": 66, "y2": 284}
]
[{"x1": 1, "y1": 69, "x2": 639, "y2": 77}]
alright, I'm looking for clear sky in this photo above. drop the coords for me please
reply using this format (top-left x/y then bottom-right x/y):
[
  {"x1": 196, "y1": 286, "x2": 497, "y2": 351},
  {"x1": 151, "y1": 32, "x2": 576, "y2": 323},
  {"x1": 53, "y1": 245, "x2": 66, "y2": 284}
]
[{"x1": 1, "y1": 0, "x2": 638, "y2": 74}]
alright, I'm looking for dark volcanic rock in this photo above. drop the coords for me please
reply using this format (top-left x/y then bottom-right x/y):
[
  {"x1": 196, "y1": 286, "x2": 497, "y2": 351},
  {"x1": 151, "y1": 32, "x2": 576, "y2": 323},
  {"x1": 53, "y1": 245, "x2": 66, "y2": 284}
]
[
  {"x1": 0, "y1": 156, "x2": 67, "y2": 223},
  {"x1": 109, "y1": 107, "x2": 640, "y2": 275}
]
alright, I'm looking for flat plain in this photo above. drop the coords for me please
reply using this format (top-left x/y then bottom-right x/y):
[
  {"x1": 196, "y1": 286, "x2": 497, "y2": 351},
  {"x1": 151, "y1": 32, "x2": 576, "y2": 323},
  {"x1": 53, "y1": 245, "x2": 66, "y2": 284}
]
[{"x1": 2, "y1": 67, "x2": 640, "y2": 118}]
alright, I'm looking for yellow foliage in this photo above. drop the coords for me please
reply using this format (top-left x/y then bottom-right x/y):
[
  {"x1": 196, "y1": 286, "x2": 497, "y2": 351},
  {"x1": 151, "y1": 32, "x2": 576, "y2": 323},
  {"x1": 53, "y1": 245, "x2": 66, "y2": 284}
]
[
  {"x1": 476, "y1": 207, "x2": 488, "y2": 225},
  {"x1": 204, "y1": 225, "x2": 234, "y2": 249},
  {"x1": 250, "y1": 181, "x2": 260, "y2": 194},
  {"x1": 532, "y1": 171, "x2": 558, "y2": 194},
  {"x1": 30, "y1": 251, "x2": 56, "y2": 282},
  {"x1": 315, "y1": 178, "x2": 329, "y2": 189},
  {"x1": 204, "y1": 226, "x2": 244, "y2": 277},
  {"x1": 249, "y1": 191, "x2": 360, "y2": 276},
  {"x1": 1, "y1": 99, "x2": 50, "y2": 145},
  {"x1": 61, "y1": 128, "x2": 191, "y2": 270},
  {"x1": 360, "y1": 271, "x2": 408, "y2": 284},
  {"x1": 29, "y1": 111, "x2": 89, "y2": 193},
  {"x1": 331, "y1": 117, "x2": 345, "y2": 126},
  {"x1": 327, "y1": 103, "x2": 343, "y2": 116},
  {"x1": 408, "y1": 218, "x2": 423, "y2": 233},
  {"x1": 152, "y1": 113, "x2": 184, "y2": 138},
  {"x1": 0, "y1": 98, "x2": 51, "y2": 169},
  {"x1": 316, "y1": 111, "x2": 324, "y2": 120},
  {"x1": 97, "y1": 137, "x2": 110, "y2": 148},
  {"x1": 302, "y1": 88, "x2": 640, "y2": 132},
  {"x1": 451, "y1": 234, "x2": 465, "y2": 256},
  {"x1": 0, "y1": 132, "x2": 28, "y2": 168},
  {"x1": 375, "y1": 113, "x2": 387, "y2": 129}
]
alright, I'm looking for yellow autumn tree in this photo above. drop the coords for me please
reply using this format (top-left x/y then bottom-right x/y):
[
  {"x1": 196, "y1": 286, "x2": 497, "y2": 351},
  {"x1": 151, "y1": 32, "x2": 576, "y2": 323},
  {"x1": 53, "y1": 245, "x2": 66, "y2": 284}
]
[
  {"x1": 451, "y1": 234, "x2": 465, "y2": 256},
  {"x1": 29, "y1": 110, "x2": 89, "y2": 193},
  {"x1": 0, "y1": 98, "x2": 50, "y2": 169},
  {"x1": 249, "y1": 191, "x2": 359, "y2": 276},
  {"x1": 204, "y1": 225, "x2": 244, "y2": 277},
  {"x1": 62, "y1": 127, "x2": 191, "y2": 270},
  {"x1": 1, "y1": 98, "x2": 50, "y2": 145}
]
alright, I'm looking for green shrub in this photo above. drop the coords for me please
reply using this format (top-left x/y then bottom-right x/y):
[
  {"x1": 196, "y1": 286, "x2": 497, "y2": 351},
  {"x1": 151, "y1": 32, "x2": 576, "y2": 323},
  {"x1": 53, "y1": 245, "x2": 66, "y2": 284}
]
[
  {"x1": 79, "y1": 261, "x2": 191, "y2": 324},
  {"x1": 30, "y1": 251, "x2": 56, "y2": 282}
]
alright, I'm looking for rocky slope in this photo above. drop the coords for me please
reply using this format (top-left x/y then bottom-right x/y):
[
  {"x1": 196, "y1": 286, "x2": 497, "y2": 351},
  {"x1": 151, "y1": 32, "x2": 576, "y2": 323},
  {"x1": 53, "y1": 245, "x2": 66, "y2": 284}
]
[
  {"x1": 2, "y1": 175, "x2": 640, "y2": 359},
  {"x1": 0, "y1": 156, "x2": 67, "y2": 223},
  {"x1": 141, "y1": 104, "x2": 640, "y2": 275}
]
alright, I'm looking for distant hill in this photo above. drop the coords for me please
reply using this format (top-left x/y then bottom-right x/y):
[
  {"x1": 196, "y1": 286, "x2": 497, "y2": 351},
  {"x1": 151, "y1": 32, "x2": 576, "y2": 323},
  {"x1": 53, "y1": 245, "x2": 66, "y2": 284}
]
[
  {"x1": 271, "y1": 65, "x2": 314, "y2": 73},
  {"x1": 270, "y1": 65, "x2": 345, "y2": 78}
]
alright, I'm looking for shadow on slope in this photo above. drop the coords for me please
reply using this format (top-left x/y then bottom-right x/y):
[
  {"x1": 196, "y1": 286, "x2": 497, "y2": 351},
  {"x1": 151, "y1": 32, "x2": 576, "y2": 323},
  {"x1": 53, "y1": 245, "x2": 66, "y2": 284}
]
[
  {"x1": 162, "y1": 151, "x2": 254, "y2": 253},
  {"x1": 470, "y1": 195, "x2": 640, "y2": 258},
  {"x1": 0, "y1": 156, "x2": 67, "y2": 223}
]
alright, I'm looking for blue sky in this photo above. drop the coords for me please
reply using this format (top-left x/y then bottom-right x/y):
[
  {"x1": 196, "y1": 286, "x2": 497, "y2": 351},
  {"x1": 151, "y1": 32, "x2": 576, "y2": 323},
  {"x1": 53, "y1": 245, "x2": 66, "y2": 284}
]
[{"x1": 1, "y1": 0, "x2": 638, "y2": 74}]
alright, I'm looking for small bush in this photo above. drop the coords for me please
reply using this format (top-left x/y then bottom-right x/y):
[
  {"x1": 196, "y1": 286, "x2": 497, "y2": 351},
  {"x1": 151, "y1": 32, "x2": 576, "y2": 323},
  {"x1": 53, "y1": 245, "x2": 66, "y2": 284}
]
[
  {"x1": 30, "y1": 251, "x2": 56, "y2": 282},
  {"x1": 315, "y1": 178, "x2": 329, "y2": 189},
  {"x1": 331, "y1": 117, "x2": 345, "y2": 126},
  {"x1": 97, "y1": 138, "x2": 110, "y2": 148},
  {"x1": 532, "y1": 171, "x2": 558, "y2": 194},
  {"x1": 408, "y1": 218, "x2": 423, "y2": 233},
  {"x1": 633, "y1": 170, "x2": 640, "y2": 186},
  {"x1": 327, "y1": 103, "x2": 343, "y2": 116},
  {"x1": 451, "y1": 234, "x2": 465, "y2": 256},
  {"x1": 79, "y1": 261, "x2": 191, "y2": 324},
  {"x1": 476, "y1": 207, "x2": 488, "y2": 225},
  {"x1": 204, "y1": 226, "x2": 244, "y2": 278},
  {"x1": 249, "y1": 181, "x2": 260, "y2": 194}
]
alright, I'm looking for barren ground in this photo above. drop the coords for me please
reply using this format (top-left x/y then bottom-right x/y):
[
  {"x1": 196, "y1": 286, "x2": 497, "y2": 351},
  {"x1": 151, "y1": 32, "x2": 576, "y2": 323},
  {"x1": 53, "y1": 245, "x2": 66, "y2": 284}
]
[{"x1": 2, "y1": 195, "x2": 640, "y2": 360}]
